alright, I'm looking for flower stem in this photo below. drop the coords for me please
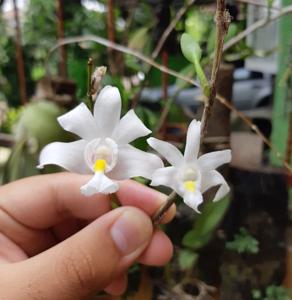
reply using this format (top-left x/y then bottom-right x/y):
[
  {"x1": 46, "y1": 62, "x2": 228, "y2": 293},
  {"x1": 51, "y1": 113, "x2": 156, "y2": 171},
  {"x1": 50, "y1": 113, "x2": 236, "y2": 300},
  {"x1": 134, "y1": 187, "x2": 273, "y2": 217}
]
[
  {"x1": 110, "y1": 193, "x2": 120, "y2": 209},
  {"x1": 86, "y1": 57, "x2": 93, "y2": 111},
  {"x1": 152, "y1": 191, "x2": 177, "y2": 226}
]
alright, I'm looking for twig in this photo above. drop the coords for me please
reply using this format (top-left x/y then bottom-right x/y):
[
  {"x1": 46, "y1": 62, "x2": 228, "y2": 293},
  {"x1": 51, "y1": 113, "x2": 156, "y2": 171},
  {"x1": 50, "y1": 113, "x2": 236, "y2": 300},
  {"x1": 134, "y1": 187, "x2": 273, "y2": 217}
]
[
  {"x1": 47, "y1": 35, "x2": 292, "y2": 174},
  {"x1": 152, "y1": 0, "x2": 197, "y2": 58},
  {"x1": 200, "y1": 0, "x2": 231, "y2": 138},
  {"x1": 223, "y1": 5, "x2": 292, "y2": 53},
  {"x1": 152, "y1": 191, "x2": 176, "y2": 226},
  {"x1": 154, "y1": 92, "x2": 177, "y2": 134},
  {"x1": 236, "y1": 0, "x2": 281, "y2": 10},
  {"x1": 87, "y1": 58, "x2": 93, "y2": 99},
  {"x1": 46, "y1": 35, "x2": 199, "y2": 88},
  {"x1": 217, "y1": 94, "x2": 292, "y2": 173},
  {"x1": 160, "y1": 50, "x2": 169, "y2": 137},
  {"x1": 86, "y1": 57, "x2": 93, "y2": 110}
]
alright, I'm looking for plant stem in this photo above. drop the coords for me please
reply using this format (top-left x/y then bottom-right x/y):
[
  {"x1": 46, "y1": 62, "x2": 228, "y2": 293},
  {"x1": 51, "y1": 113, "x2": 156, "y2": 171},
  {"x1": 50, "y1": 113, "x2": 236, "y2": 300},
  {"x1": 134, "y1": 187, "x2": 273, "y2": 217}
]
[
  {"x1": 200, "y1": 0, "x2": 230, "y2": 140},
  {"x1": 86, "y1": 57, "x2": 93, "y2": 110},
  {"x1": 152, "y1": 191, "x2": 176, "y2": 226}
]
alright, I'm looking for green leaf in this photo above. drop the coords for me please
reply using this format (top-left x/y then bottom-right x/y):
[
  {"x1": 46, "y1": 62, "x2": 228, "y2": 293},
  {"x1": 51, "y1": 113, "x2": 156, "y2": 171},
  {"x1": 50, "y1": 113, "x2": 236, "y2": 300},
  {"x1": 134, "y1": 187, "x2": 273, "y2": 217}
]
[
  {"x1": 128, "y1": 27, "x2": 149, "y2": 50},
  {"x1": 193, "y1": 196, "x2": 230, "y2": 236},
  {"x1": 178, "y1": 249, "x2": 198, "y2": 270},
  {"x1": 180, "y1": 33, "x2": 202, "y2": 64},
  {"x1": 180, "y1": 33, "x2": 210, "y2": 97},
  {"x1": 182, "y1": 197, "x2": 230, "y2": 250},
  {"x1": 183, "y1": 230, "x2": 213, "y2": 250}
]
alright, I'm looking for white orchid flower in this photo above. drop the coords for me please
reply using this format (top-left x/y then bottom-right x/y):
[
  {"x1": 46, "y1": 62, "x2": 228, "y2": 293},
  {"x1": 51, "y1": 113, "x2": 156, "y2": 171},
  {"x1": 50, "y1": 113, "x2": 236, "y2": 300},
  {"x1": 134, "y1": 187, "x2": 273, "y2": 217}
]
[
  {"x1": 38, "y1": 85, "x2": 163, "y2": 196},
  {"x1": 147, "y1": 120, "x2": 231, "y2": 213}
]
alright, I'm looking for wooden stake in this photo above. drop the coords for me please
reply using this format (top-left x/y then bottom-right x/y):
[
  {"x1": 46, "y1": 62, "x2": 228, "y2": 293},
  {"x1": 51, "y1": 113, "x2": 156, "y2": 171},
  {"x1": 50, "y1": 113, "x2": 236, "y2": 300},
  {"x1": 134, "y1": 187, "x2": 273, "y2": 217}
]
[
  {"x1": 12, "y1": 0, "x2": 27, "y2": 105},
  {"x1": 56, "y1": 0, "x2": 67, "y2": 78}
]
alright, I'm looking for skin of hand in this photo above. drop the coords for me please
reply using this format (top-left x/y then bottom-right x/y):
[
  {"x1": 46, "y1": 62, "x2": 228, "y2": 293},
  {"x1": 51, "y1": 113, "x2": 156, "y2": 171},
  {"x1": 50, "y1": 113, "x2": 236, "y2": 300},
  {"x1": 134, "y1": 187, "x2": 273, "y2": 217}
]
[{"x1": 0, "y1": 173, "x2": 175, "y2": 300}]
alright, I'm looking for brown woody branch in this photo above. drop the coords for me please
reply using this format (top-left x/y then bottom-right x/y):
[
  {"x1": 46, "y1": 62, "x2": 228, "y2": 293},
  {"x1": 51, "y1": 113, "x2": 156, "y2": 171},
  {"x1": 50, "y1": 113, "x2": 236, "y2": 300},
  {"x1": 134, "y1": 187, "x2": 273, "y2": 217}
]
[{"x1": 200, "y1": 0, "x2": 231, "y2": 139}]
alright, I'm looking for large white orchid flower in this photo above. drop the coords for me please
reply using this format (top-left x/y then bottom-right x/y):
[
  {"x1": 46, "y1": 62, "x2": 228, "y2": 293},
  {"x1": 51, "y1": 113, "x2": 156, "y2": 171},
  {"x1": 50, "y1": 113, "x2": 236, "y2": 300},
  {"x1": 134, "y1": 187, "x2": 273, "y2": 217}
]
[
  {"x1": 38, "y1": 85, "x2": 163, "y2": 196},
  {"x1": 148, "y1": 120, "x2": 231, "y2": 212}
]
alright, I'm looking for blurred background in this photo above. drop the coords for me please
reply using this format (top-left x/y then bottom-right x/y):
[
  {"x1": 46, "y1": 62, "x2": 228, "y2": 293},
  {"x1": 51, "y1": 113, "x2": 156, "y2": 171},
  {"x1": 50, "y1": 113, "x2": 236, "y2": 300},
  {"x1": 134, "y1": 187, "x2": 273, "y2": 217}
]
[{"x1": 0, "y1": 0, "x2": 291, "y2": 299}]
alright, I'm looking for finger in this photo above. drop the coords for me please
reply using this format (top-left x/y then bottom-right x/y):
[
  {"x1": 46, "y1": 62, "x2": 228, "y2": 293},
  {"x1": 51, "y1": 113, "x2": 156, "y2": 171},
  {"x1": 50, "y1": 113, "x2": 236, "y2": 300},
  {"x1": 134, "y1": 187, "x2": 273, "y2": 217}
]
[
  {"x1": 104, "y1": 274, "x2": 128, "y2": 296},
  {"x1": 138, "y1": 230, "x2": 173, "y2": 266},
  {"x1": 0, "y1": 173, "x2": 111, "y2": 229},
  {"x1": 0, "y1": 206, "x2": 57, "y2": 257},
  {"x1": 117, "y1": 180, "x2": 176, "y2": 224},
  {"x1": 0, "y1": 207, "x2": 153, "y2": 300},
  {"x1": 52, "y1": 218, "x2": 80, "y2": 241},
  {"x1": 0, "y1": 233, "x2": 27, "y2": 264}
]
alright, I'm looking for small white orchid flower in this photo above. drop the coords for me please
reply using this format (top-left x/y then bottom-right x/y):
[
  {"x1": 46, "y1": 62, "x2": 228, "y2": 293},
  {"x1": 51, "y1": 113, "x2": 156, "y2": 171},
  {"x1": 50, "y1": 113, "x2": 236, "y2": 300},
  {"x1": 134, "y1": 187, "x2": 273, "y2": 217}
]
[
  {"x1": 147, "y1": 120, "x2": 231, "y2": 213},
  {"x1": 38, "y1": 85, "x2": 163, "y2": 196}
]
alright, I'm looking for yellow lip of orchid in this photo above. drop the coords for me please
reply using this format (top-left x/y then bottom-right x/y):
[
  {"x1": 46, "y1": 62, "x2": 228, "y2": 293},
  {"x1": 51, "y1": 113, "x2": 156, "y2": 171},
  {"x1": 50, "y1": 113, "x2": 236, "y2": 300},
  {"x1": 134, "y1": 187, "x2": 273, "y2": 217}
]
[
  {"x1": 94, "y1": 159, "x2": 107, "y2": 173},
  {"x1": 183, "y1": 180, "x2": 196, "y2": 193}
]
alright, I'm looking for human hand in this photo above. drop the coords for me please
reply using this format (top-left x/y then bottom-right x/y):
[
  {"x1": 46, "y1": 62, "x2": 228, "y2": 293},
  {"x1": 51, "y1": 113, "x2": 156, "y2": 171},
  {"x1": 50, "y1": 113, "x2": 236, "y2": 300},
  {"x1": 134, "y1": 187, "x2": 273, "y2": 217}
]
[{"x1": 0, "y1": 173, "x2": 175, "y2": 299}]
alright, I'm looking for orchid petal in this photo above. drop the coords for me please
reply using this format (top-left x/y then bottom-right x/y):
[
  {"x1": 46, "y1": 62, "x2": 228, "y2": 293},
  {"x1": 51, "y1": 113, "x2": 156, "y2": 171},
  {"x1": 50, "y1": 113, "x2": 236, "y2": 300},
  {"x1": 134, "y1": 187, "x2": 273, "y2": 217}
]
[
  {"x1": 94, "y1": 86, "x2": 121, "y2": 138},
  {"x1": 112, "y1": 109, "x2": 151, "y2": 144},
  {"x1": 184, "y1": 120, "x2": 201, "y2": 162},
  {"x1": 147, "y1": 137, "x2": 183, "y2": 166},
  {"x1": 198, "y1": 149, "x2": 231, "y2": 172},
  {"x1": 183, "y1": 191, "x2": 203, "y2": 213},
  {"x1": 38, "y1": 140, "x2": 89, "y2": 174},
  {"x1": 150, "y1": 166, "x2": 179, "y2": 193},
  {"x1": 80, "y1": 173, "x2": 119, "y2": 196},
  {"x1": 58, "y1": 103, "x2": 98, "y2": 140},
  {"x1": 201, "y1": 170, "x2": 230, "y2": 201},
  {"x1": 108, "y1": 144, "x2": 163, "y2": 180}
]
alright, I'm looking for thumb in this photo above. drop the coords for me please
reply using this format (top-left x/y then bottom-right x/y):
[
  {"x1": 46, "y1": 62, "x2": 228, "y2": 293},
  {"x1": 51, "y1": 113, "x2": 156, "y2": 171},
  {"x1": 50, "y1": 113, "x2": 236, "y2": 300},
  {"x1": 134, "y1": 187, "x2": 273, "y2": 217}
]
[{"x1": 1, "y1": 207, "x2": 153, "y2": 300}]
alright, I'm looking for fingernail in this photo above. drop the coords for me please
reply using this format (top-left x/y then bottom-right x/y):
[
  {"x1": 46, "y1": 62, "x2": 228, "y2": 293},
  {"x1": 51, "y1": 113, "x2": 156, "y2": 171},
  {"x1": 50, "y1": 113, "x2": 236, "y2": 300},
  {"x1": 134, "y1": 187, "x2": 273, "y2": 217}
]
[{"x1": 111, "y1": 209, "x2": 152, "y2": 256}]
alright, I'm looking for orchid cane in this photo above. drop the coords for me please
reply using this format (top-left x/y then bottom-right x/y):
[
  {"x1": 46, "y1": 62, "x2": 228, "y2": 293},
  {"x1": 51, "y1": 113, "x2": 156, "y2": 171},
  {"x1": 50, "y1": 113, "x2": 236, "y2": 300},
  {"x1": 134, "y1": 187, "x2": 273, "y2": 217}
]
[
  {"x1": 148, "y1": 120, "x2": 231, "y2": 214},
  {"x1": 38, "y1": 85, "x2": 163, "y2": 196}
]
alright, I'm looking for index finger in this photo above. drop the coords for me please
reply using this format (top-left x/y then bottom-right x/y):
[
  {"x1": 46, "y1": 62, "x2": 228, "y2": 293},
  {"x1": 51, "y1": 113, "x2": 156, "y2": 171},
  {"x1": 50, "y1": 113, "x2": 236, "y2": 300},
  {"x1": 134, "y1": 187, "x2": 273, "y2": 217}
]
[{"x1": 0, "y1": 173, "x2": 175, "y2": 229}]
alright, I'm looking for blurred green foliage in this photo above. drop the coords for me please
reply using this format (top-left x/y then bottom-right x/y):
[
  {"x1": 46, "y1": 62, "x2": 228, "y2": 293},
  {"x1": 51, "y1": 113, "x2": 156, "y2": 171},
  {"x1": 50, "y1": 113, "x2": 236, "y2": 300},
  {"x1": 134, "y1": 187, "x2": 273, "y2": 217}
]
[
  {"x1": 252, "y1": 285, "x2": 291, "y2": 300},
  {"x1": 2, "y1": 101, "x2": 72, "y2": 183},
  {"x1": 226, "y1": 227, "x2": 259, "y2": 254}
]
